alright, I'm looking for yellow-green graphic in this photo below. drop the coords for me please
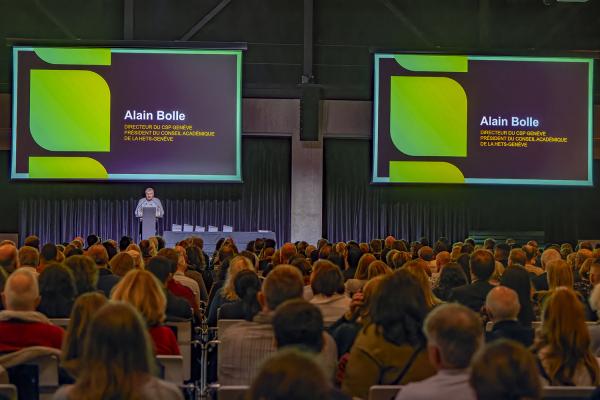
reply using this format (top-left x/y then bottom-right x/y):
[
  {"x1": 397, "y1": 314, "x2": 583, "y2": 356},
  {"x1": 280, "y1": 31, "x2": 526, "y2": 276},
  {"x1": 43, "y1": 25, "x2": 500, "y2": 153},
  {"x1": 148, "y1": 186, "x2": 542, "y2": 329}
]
[
  {"x1": 389, "y1": 161, "x2": 465, "y2": 183},
  {"x1": 29, "y1": 157, "x2": 108, "y2": 179},
  {"x1": 390, "y1": 76, "x2": 467, "y2": 157},
  {"x1": 30, "y1": 69, "x2": 110, "y2": 152},
  {"x1": 34, "y1": 48, "x2": 111, "y2": 66},
  {"x1": 394, "y1": 54, "x2": 467, "y2": 73}
]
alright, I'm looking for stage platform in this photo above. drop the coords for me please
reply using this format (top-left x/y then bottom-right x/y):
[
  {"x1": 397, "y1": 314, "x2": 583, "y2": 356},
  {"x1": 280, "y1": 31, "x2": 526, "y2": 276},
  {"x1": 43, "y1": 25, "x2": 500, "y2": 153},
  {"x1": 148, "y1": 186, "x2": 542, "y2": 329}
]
[{"x1": 163, "y1": 231, "x2": 276, "y2": 254}]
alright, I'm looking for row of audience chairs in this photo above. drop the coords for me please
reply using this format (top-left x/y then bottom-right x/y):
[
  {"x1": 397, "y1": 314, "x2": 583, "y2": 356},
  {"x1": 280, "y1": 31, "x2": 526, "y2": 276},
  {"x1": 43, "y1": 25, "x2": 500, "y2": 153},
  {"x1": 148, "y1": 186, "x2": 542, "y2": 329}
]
[{"x1": 214, "y1": 385, "x2": 598, "y2": 400}]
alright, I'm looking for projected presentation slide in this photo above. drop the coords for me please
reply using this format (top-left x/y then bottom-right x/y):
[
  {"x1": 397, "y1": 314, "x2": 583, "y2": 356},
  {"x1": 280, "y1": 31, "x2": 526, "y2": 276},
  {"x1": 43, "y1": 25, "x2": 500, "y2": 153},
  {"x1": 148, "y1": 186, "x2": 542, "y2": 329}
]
[
  {"x1": 12, "y1": 47, "x2": 242, "y2": 181},
  {"x1": 372, "y1": 53, "x2": 594, "y2": 186}
]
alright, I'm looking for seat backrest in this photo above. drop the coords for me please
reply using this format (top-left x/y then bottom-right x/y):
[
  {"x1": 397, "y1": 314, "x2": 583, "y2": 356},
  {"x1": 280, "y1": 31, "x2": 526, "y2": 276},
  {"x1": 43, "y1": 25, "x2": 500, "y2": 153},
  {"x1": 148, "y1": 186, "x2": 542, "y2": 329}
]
[
  {"x1": 218, "y1": 385, "x2": 249, "y2": 400},
  {"x1": 165, "y1": 320, "x2": 192, "y2": 381},
  {"x1": 368, "y1": 385, "x2": 402, "y2": 400},
  {"x1": 541, "y1": 386, "x2": 596, "y2": 399},
  {"x1": 0, "y1": 384, "x2": 17, "y2": 400},
  {"x1": 217, "y1": 319, "x2": 244, "y2": 336},
  {"x1": 48, "y1": 319, "x2": 69, "y2": 329},
  {"x1": 157, "y1": 355, "x2": 184, "y2": 384}
]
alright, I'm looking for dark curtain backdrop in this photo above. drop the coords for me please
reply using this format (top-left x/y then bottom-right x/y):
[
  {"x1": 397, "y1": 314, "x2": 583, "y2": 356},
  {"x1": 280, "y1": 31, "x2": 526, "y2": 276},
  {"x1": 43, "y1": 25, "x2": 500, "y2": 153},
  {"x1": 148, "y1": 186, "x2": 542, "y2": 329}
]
[
  {"x1": 325, "y1": 139, "x2": 600, "y2": 244},
  {"x1": 6, "y1": 138, "x2": 290, "y2": 246}
]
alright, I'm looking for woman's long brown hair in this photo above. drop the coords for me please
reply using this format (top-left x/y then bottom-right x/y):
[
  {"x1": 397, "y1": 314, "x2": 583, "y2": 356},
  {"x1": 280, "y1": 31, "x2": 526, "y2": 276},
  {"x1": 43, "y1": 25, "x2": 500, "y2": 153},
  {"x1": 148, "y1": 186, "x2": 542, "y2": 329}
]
[
  {"x1": 68, "y1": 301, "x2": 157, "y2": 400},
  {"x1": 537, "y1": 287, "x2": 600, "y2": 385}
]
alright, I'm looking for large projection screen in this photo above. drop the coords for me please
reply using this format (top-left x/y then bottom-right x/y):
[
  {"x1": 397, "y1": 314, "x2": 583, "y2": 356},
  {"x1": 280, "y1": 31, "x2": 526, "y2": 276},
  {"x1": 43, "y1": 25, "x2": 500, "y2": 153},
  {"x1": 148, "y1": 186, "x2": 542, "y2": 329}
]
[
  {"x1": 12, "y1": 46, "x2": 242, "y2": 182},
  {"x1": 372, "y1": 53, "x2": 594, "y2": 186}
]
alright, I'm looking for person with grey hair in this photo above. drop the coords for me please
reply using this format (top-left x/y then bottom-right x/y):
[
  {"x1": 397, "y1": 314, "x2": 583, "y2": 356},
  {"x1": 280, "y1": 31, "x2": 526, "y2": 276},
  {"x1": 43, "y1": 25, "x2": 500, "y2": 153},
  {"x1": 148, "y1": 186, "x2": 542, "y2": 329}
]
[
  {"x1": 0, "y1": 269, "x2": 64, "y2": 351},
  {"x1": 532, "y1": 248, "x2": 562, "y2": 291},
  {"x1": 485, "y1": 286, "x2": 533, "y2": 347},
  {"x1": 134, "y1": 187, "x2": 164, "y2": 218},
  {"x1": 395, "y1": 303, "x2": 482, "y2": 400}
]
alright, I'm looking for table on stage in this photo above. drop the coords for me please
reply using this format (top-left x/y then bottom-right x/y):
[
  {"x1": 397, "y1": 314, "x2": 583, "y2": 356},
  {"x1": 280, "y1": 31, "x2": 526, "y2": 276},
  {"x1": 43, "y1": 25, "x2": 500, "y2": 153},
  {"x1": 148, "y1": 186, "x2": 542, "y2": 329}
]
[{"x1": 163, "y1": 231, "x2": 277, "y2": 253}]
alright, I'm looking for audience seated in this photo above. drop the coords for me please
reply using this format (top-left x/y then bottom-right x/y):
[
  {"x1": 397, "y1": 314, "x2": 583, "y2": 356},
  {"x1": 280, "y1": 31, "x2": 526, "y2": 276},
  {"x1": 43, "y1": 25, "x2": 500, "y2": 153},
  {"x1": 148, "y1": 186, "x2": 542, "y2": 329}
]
[
  {"x1": 64, "y1": 255, "x2": 98, "y2": 295},
  {"x1": 499, "y1": 260, "x2": 535, "y2": 326},
  {"x1": 247, "y1": 349, "x2": 342, "y2": 400},
  {"x1": 219, "y1": 265, "x2": 337, "y2": 385},
  {"x1": 12, "y1": 232, "x2": 600, "y2": 398},
  {"x1": 532, "y1": 248, "x2": 561, "y2": 291},
  {"x1": 88, "y1": 244, "x2": 119, "y2": 297},
  {"x1": 37, "y1": 264, "x2": 76, "y2": 318},
  {"x1": 146, "y1": 256, "x2": 193, "y2": 320},
  {"x1": 342, "y1": 269, "x2": 436, "y2": 399},
  {"x1": 0, "y1": 243, "x2": 19, "y2": 275},
  {"x1": 588, "y1": 284, "x2": 600, "y2": 355},
  {"x1": 207, "y1": 255, "x2": 254, "y2": 326},
  {"x1": 485, "y1": 286, "x2": 533, "y2": 347},
  {"x1": 61, "y1": 292, "x2": 107, "y2": 379},
  {"x1": 0, "y1": 269, "x2": 64, "y2": 351},
  {"x1": 470, "y1": 339, "x2": 541, "y2": 400},
  {"x1": 396, "y1": 303, "x2": 482, "y2": 400},
  {"x1": 110, "y1": 252, "x2": 135, "y2": 278},
  {"x1": 218, "y1": 269, "x2": 261, "y2": 321},
  {"x1": 53, "y1": 302, "x2": 183, "y2": 400},
  {"x1": 38, "y1": 243, "x2": 58, "y2": 274},
  {"x1": 533, "y1": 287, "x2": 600, "y2": 386},
  {"x1": 111, "y1": 269, "x2": 180, "y2": 355},
  {"x1": 404, "y1": 259, "x2": 441, "y2": 309},
  {"x1": 17, "y1": 246, "x2": 39, "y2": 276},
  {"x1": 449, "y1": 249, "x2": 496, "y2": 313},
  {"x1": 432, "y1": 262, "x2": 467, "y2": 301},
  {"x1": 344, "y1": 253, "x2": 375, "y2": 296},
  {"x1": 309, "y1": 260, "x2": 351, "y2": 327}
]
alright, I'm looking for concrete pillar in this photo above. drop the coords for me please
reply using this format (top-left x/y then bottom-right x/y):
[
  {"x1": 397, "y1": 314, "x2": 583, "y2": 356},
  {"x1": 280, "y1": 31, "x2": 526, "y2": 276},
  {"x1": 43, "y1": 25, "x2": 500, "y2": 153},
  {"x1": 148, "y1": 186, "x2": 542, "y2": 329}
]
[{"x1": 290, "y1": 125, "x2": 323, "y2": 245}]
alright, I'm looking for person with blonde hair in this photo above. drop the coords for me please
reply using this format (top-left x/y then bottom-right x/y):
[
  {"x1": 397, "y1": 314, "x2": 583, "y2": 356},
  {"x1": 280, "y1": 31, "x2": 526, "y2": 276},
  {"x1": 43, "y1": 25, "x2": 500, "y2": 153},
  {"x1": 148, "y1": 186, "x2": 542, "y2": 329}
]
[
  {"x1": 111, "y1": 269, "x2": 179, "y2": 355},
  {"x1": 61, "y1": 292, "x2": 108, "y2": 378},
  {"x1": 367, "y1": 260, "x2": 391, "y2": 280},
  {"x1": 53, "y1": 302, "x2": 183, "y2": 400},
  {"x1": 109, "y1": 252, "x2": 135, "y2": 278},
  {"x1": 404, "y1": 259, "x2": 442, "y2": 309},
  {"x1": 206, "y1": 255, "x2": 255, "y2": 326},
  {"x1": 534, "y1": 287, "x2": 600, "y2": 386}
]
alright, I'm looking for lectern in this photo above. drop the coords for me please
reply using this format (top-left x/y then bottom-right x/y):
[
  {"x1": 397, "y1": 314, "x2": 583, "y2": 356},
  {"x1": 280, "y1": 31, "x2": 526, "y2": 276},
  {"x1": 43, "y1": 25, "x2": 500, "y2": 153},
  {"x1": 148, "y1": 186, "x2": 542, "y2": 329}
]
[{"x1": 141, "y1": 207, "x2": 157, "y2": 239}]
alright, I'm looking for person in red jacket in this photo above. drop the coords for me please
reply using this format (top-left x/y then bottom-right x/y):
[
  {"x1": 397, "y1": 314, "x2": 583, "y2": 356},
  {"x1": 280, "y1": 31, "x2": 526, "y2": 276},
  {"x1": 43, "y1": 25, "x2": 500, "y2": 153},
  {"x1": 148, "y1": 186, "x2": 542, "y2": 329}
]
[
  {"x1": 111, "y1": 269, "x2": 180, "y2": 355},
  {"x1": 0, "y1": 269, "x2": 64, "y2": 352}
]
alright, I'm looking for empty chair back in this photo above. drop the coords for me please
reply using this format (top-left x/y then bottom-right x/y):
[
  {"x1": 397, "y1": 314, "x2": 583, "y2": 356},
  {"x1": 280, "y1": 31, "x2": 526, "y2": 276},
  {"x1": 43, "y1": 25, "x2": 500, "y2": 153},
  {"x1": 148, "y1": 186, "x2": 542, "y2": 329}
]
[
  {"x1": 218, "y1": 385, "x2": 248, "y2": 400},
  {"x1": 368, "y1": 385, "x2": 402, "y2": 400},
  {"x1": 156, "y1": 355, "x2": 184, "y2": 384}
]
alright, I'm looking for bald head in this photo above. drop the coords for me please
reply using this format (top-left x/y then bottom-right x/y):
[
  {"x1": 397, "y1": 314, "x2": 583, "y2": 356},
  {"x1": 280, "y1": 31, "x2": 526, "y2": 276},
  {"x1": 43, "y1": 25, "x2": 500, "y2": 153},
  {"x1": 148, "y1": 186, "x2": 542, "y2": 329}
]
[
  {"x1": 2, "y1": 269, "x2": 40, "y2": 311},
  {"x1": 486, "y1": 286, "x2": 520, "y2": 323},
  {"x1": 0, "y1": 244, "x2": 19, "y2": 274}
]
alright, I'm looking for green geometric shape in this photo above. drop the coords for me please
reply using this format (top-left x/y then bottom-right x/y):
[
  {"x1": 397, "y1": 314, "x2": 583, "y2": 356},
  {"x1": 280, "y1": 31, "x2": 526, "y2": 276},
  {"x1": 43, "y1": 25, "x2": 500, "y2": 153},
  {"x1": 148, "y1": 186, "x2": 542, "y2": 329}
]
[
  {"x1": 29, "y1": 157, "x2": 108, "y2": 179},
  {"x1": 390, "y1": 76, "x2": 467, "y2": 157},
  {"x1": 34, "y1": 48, "x2": 111, "y2": 66},
  {"x1": 394, "y1": 54, "x2": 468, "y2": 72},
  {"x1": 389, "y1": 161, "x2": 465, "y2": 183},
  {"x1": 30, "y1": 69, "x2": 110, "y2": 152}
]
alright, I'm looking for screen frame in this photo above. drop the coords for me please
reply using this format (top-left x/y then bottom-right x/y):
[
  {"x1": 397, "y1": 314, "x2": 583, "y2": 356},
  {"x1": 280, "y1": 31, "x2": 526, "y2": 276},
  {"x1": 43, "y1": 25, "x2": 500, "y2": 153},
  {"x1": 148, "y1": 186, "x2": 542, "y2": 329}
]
[
  {"x1": 371, "y1": 51, "x2": 596, "y2": 187},
  {"x1": 10, "y1": 41, "x2": 246, "y2": 183}
]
